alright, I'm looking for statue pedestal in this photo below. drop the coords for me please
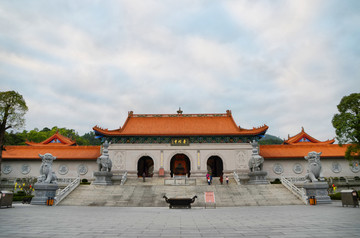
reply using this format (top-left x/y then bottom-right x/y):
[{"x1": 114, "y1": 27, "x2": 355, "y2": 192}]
[
  {"x1": 93, "y1": 171, "x2": 113, "y2": 185},
  {"x1": 31, "y1": 183, "x2": 59, "y2": 205},
  {"x1": 248, "y1": 171, "x2": 269, "y2": 185},
  {"x1": 301, "y1": 182, "x2": 331, "y2": 204}
]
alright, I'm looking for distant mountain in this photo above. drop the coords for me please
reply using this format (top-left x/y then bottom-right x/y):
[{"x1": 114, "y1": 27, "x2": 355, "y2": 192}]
[{"x1": 259, "y1": 134, "x2": 283, "y2": 145}]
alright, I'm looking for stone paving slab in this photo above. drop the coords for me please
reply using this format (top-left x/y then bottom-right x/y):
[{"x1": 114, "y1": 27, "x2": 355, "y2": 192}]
[{"x1": 1, "y1": 201, "x2": 360, "y2": 237}]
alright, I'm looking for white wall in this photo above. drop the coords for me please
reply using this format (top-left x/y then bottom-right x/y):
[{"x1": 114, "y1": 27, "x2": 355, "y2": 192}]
[
  {"x1": 264, "y1": 158, "x2": 360, "y2": 180},
  {"x1": 1, "y1": 160, "x2": 97, "y2": 181},
  {"x1": 108, "y1": 143, "x2": 253, "y2": 176}
]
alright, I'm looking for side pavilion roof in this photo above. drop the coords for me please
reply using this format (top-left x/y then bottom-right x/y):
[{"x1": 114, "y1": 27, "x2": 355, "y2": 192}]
[
  {"x1": 25, "y1": 131, "x2": 76, "y2": 146},
  {"x1": 2, "y1": 145, "x2": 100, "y2": 160},
  {"x1": 260, "y1": 144, "x2": 348, "y2": 159},
  {"x1": 284, "y1": 127, "x2": 335, "y2": 145},
  {"x1": 3, "y1": 132, "x2": 100, "y2": 160},
  {"x1": 93, "y1": 110, "x2": 268, "y2": 137}
]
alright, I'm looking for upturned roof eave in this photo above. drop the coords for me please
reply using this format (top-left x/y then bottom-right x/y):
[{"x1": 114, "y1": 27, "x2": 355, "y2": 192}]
[
  {"x1": 92, "y1": 131, "x2": 268, "y2": 137},
  {"x1": 262, "y1": 155, "x2": 346, "y2": 159},
  {"x1": 93, "y1": 125, "x2": 268, "y2": 137}
]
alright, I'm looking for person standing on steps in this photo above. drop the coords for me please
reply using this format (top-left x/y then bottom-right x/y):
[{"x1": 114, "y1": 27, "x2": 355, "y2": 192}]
[
  {"x1": 142, "y1": 172, "x2": 146, "y2": 182},
  {"x1": 226, "y1": 176, "x2": 229, "y2": 185}
]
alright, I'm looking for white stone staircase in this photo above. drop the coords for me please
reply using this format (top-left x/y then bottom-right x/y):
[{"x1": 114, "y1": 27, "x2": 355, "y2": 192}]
[{"x1": 59, "y1": 177, "x2": 304, "y2": 207}]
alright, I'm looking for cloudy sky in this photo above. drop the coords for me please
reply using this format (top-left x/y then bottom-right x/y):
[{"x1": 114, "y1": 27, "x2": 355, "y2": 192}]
[{"x1": 1, "y1": 0, "x2": 359, "y2": 141}]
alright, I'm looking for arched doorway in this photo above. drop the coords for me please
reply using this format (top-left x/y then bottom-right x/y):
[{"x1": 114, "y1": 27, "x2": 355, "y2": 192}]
[
  {"x1": 207, "y1": 156, "x2": 223, "y2": 177},
  {"x1": 137, "y1": 156, "x2": 154, "y2": 177},
  {"x1": 170, "y1": 154, "x2": 191, "y2": 177}
]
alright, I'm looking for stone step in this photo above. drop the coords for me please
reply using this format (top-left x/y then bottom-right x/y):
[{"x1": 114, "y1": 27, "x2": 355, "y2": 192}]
[{"x1": 59, "y1": 180, "x2": 304, "y2": 207}]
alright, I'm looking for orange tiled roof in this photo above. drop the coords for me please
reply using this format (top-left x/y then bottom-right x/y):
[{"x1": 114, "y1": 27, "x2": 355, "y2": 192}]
[
  {"x1": 2, "y1": 145, "x2": 100, "y2": 160},
  {"x1": 260, "y1": 144, "x2": 348, "y2": 159},
  {"x1": 93, "y1": 110, "x2": 268, "y2": 136},
  {"x1": 284, "y1": 127, "x2": 335, "y2": 145},
  {"x1": 25, "y1": 132, "x2": 76, "y2": 146}
]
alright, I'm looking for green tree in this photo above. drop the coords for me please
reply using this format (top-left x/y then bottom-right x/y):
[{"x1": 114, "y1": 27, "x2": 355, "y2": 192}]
[
  {"x1": 0, "y1": 91, "x2": 28, "y2": 175},
  {"x1": 82, "y1": 131, "x2": 101, "y2": 145},
  {"x1": 4, "y1": 126, "x2": 101, "y2": 146},
  {"x1": 258, "y1": 134, "x2": 284, "y2": 145},
  {"x1": 332, "y1": 93, "x2": 360, "y2": 161},
  {"x1": 4, "y1": 130, "x2": 26, "y2": 145}
]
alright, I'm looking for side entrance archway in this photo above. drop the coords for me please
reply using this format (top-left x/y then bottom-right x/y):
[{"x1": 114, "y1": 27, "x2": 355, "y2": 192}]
[
  {"x1": 170, "y1": 154, "x2": 191, "y2": 177},
  {"x1": 137, "y1": 156, "x2": 154, "y2": 177},
  {"x1": 207, "y1": 156, "x2": 223, "y2": 177}
]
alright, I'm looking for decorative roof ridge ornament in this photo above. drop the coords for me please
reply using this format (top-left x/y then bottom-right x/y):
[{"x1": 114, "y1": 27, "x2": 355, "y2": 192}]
[{"x1": 177, "y1": 107, "x2": 183, "y2": 115}]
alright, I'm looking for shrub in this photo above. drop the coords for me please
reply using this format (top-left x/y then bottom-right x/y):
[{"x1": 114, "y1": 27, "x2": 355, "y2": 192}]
[
  {"x1": 15, "y1": 191, "x2": 26, "y2": 196},
  {"x1": 80, "y1": 178, "x2": 91, "y2": 185},
  {"x1": 271, "y1": 178, "x2": 281, "y2": 184},
  {"x1": 13, "y1": 191, "x2": 32, "y2": 201},
  {"x1": 329, "y1": 192, "x2": 341, "y2": 200},
  {"x1": 14, "y1": 177, "x2": 35, "y2": 195}
]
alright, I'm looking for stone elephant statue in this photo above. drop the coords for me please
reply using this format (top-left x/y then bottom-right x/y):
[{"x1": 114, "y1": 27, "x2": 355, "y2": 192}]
[
  {"x1": 97, "y1": 154, "x2": 112, "y2": 172},
  {"x1": 249, "y1": 155, "x2": 264, "y2": 172}
]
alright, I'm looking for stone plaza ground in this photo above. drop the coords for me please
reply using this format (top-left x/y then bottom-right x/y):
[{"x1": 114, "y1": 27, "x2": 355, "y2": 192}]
[{"x1": 0, "y1": 201, "x2": 359, "y2": 237}]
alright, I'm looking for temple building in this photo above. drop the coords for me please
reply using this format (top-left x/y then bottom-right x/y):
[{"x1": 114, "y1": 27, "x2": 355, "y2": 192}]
[
  {"x1": 93, "y1": 110, "x2": 268, "y2": 178},
  {"x1": 1, "y1": 110, "x2": 358, "y2": 185},
  {"x1": 260, "y1": 127, "x2": 359, "y2": 180},
  {"x1": 1, "y1": 132, "x2": 100, "y2": 183}
]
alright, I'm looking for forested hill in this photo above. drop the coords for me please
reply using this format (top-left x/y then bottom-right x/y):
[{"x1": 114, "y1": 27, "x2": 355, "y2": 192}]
[
  {"x1": 258, "y1": 134, "x2": 284, "y2": 145},
  {"x1": 5, "y1": 127, "x2": 284, "y2": 146},
  {"x1": 4, "y1": 127, "x2": 101, "y2": 146}
]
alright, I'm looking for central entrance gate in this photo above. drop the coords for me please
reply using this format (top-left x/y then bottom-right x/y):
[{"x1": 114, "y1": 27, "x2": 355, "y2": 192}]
[
  {"x1": 170, "y1": 154, "x2": 191, "y2": 177},
  {"x1": 137, "y1": 156, "x2": 154, "y2": 177},
  {"x1": 207, "y1": 156, "x2": 223, "y2": 177}
]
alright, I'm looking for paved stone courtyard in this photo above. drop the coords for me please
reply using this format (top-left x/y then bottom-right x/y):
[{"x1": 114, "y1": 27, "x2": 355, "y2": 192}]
[{"x1": 0, "y1": 201, "x2": 359, "y2": 237}]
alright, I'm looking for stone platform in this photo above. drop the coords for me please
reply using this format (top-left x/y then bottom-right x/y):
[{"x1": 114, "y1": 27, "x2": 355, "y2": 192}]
[
  {"x1": 93, "y1": 171, "x2": 113, "y2": 185},
  {"x1": 31, "y1": 183, "x2": 59, "y2": 205},
  {"x1": 248, "y1": 171, "x2": 270, "y2": 185},
  {"x1": 302, "y1": 182, "x2": 331, "y2": 204}
]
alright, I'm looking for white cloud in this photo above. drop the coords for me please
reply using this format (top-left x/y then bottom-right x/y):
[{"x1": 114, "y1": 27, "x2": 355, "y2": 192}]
[{"x1": 1, "y1": 0, "x2": 359, "y2": 141}]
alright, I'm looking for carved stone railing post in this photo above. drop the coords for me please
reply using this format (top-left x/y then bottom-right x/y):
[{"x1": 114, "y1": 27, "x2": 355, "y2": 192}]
[
  {"x1": 233, "y1": 171, "x2": 241, "y2": 185},
  {"x1": 55, "y1": 177, "x2": 80, "y2": 206},
  {"x1": 120, "y1": 171, "x2": 128, "y2": 185},
  {"x1": 281, "y1": 176, "x2": 308, "y2": 205}
]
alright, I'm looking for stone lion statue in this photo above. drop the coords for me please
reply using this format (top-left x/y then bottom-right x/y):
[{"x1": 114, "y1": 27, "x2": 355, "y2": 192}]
[
  {"x1": 304, "y1": 151, "x2": 322, "y2": 182},
  {"x1": 97, "y1": 140, "x2": 112, "y2": 172},
  {"x1": 38, "y1": 153, "x2": 57, "y2": 184}
]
